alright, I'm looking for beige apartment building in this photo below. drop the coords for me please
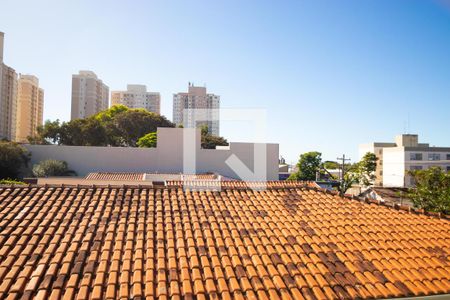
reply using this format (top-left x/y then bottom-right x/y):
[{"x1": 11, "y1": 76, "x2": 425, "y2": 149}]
[
  {"x1": 15, "y1": 75, "x2": 44, "y2": 142},
  {"x1": 71, "y1": 71, "x2": 109, "y2": 120},
  {"x1": 360, "y1": 134, "x2": 450, "y2": 187},
  {"x1": 111, "y1": 84, "x2": 160, "y2": 114},
  {"x1": 0, "y1": 32, "x2": 18, "y2": 141},
  {"x1": 173, "y1": 83, "x2": 220, "y2": 136}
]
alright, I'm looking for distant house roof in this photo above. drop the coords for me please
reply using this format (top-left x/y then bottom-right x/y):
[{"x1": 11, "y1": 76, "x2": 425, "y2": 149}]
[
  {"x1": 361, "y1": 187, "x2": 413, "y2": 207},
  {"x1": 85, "y1": 172, "x2": 221, "y2": 182},
  {"x1": 0, "y1": 184, "x2": 449, "y2": 299},
  {"x1": 85, "y1": 172, "x2": 145, "y2": 181}
]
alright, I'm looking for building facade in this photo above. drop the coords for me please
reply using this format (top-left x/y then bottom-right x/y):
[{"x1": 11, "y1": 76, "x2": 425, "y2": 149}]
[
  {"x1": 111, "y1": 84, "x2": 160, "y2": 114},
  {"x1": 360, "y1": 134, "x2": 450, "y2": 187},
  {"x1": 173, "y1": 83, "x2": 220, "y2": 136},
  {"x1": 71, "y1": 71, "x2": 109, "y2": 120},
  {"x1": 0, "y1": 32, "x2": 18, "y2": 141},
  {"x1": 15, "y1": 75, "x2": 44, "y2": 142}
]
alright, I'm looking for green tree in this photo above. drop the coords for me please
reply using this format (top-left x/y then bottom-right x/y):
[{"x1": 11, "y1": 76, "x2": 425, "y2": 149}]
[
  {"x1": 337, "y1": 172, "x2": 359, "y2": 196},
  {"x1": 29, "y1": 119, "x2": 62, "y2": 144},
  {"x1": 80, "y1": 118, "x2": 108, "y2": 146},
  {"x1": 323, "y1": 161, "x2": 339, "y2": 170},
  {"x1": 94, "y1": 104, "x2": 129, "y2": 122},
  {"x1": 0, "y1": 141, "x2": 30, "y2": 180},
  {"x1": 200, "y1": 125, "x2": 228, "y2": 149},
  {"x1": 59, "y1": 119, "x2": 89, "y2": 146},
  {"x1": 407, "y1": 167, "x2": 450, "y2": 214},
  {"x1": 32, "y1": 159, "x2": 77, "y2": 177},
  {"x1": 336, "y1": 152, "x2": 377, "y2": 195},
  {"x1": 31, "y1": 105, "x2": 175, "y2": 147},
  {"x1": 288, "y1": 151, "x2": 322, "y2": 181},
  {"x1": 356, "y1": 152, "x2": 378, "y2": 187},
  {"x1": 137, "y1": 132, "x2": 157, "y2": 148},
  {"x1": 112, "y1": 109, "x2": 174, "y2": 146}
]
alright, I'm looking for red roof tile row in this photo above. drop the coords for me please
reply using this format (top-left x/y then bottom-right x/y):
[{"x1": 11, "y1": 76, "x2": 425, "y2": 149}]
[
  {"x1": 0, "y1": 184, "x2": 449, "y2": 299},
  {"x1": 85, "y1": 172, "x2": 145, "y2": 181}
]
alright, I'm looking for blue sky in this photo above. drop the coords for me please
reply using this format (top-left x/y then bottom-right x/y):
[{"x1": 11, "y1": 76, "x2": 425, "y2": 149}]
[{"x1": 1, "y1": 0, "x2": 449, "y2": 164}]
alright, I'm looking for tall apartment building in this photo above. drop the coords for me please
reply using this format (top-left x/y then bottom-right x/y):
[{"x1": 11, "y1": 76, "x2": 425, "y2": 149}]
[
  {"x1": 173, "y1": 83, "x2": 220, "y2": 136},
  {"x1": 71, "y1": 71, "x2": 109, "y2": 120},
  {"x1": 0, "y1": 32, "x2": 18, "y2": 141},
  {"x1": 360, "y1": 134, "x2": 450, "y2": 187},
  {"x1": 111, "y1": 85, "x2": 160, "y2": 114},
  {"x1": 15, "y1": 75, "x2": 44, "y2": 142}
]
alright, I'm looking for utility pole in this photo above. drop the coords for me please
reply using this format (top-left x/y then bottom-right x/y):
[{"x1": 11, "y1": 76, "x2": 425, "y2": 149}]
[
  {"x1": 336, "y1": 154, "x2": 351, "y2": 181},
  {"x1": 337, "y1": 154, "x2": 351, "y2": 196}
]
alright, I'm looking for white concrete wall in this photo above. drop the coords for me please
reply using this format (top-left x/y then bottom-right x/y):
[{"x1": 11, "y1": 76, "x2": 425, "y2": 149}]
[
  {"x1": 24, "y1": 127, "x2": 279, "y2": 180},
  {"x1": 382, "y1": 147, "x2": 406, "y2": 187}
]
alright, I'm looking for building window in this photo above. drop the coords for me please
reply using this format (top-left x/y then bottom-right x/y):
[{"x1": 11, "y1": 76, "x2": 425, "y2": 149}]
[
  {"x1": 447, "y1": 166, "x2": 450, "y2": 172},
  {"x1": 447, "y1": 154, "x2": 450, "y2": 160},
  {"x1": 428, "y1": 153, "x2": 440, "y2": 161},
  {"x1": 410, "y1": 153, "x2": 422, "y2": 161},
  {"x1": 410, "y1": 166, "x2": 423, "y2": 171}
]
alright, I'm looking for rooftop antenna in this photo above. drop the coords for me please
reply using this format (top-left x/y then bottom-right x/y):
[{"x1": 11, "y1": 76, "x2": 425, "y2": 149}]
[{"x1": 407, "y1": 112, "x2": 410, "y2": 134}]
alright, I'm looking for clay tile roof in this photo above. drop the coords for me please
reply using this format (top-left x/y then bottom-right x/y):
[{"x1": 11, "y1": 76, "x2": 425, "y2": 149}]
[
  {"x1": 85, "y1": 172, "x2": 145, "y2": 181},
  {"x1": 166, "y1": 180, "x2": 319, "y2": 189},
  {"x1": 0, "y1": 184, "x2": 449, "y2": 299}
]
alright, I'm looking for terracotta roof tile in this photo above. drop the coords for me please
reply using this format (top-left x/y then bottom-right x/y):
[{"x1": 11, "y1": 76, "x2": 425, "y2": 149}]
[
  {"x1": 0, "y1": 184, "x2": 449, "y2": 299},
  {"x1": 85, "y1": 172, "x2": 145, "y2": 181}
]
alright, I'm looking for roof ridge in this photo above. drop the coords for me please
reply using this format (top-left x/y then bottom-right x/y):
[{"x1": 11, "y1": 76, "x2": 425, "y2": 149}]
[{"x1": 0, "y1": 183, "x2": 448, "y2": 220}]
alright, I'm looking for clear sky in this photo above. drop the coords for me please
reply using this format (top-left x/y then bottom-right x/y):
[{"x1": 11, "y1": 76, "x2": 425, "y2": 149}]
[{"x1": 1, "y1": 0, "x2": 450, "y2": 164}]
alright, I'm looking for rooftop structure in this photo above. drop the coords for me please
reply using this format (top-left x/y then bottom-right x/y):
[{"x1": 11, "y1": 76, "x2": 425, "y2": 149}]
[{"x1": 0, "y1": 183, "x2": 449, "y2": 299}]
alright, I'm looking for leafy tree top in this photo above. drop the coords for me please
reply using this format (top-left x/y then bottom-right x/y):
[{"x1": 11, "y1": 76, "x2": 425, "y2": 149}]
[
  {"x1": 407, "y1": 167, "x2": 450, "y2": 214},
  {"x1": 32, "y1": 106, "x2": 174, "y2": 147},
  {"x1": 288, "y1": 151, "x2": 322, "y2": 181},
  {"x1": 0, "y1": 141, "x2": 30, "y2": 180},
  {"x1": 137, "y1": 132, "x2": 157, "y2": 148}
]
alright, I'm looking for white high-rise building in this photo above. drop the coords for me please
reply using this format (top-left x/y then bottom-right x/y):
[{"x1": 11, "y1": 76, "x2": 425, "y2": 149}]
[
  {"x1": 71, "y1": 71, "x2": 109, "y2": 120},
  {"x1": 111, "y1": 85, "x2": 160, "y2": 114},
  {"x1": 173, "y1": 83, "x2": 220, "y2": 136},
  {"x1": 0, "y1": 32, "x2": 18, "y2": 141}
]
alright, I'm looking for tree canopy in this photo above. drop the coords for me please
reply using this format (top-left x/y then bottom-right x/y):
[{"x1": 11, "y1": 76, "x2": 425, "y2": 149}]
[
  {"x1": 323, "y1": 160, "x2": 339, "y2": 170},
  {"x1": 288, "y1": 151, "x2": 322, "y2": 181},
  {"x1": 32, "y1": 106, "x2": 230, "y2": 150},
  {"x1": 0, "y1": 141, "x2": 30, "y2": 180},
  {"x1": 407, "y1": 167, "x2": 450, "y2": 214},
  {"x1": 336, "y1": 152, "x2": 377, "y2": 195},
  {"x1": 32, "y1": 105, "x2": 174, "y2": 147},
  {"x1": 287, "y1": 151, "x2": 378, "y2": 195},
  {"x1": 200, "y1": 125, "x2": 228, "y2": 149},
  {"x1": 137, "y1": 132, "x2": 157, "y2": 148}
]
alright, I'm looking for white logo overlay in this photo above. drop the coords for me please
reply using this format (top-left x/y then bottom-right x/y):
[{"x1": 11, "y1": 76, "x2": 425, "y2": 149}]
[{"x1": 181, "y1": 108, "x2": 268, "y2": 191}]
